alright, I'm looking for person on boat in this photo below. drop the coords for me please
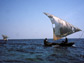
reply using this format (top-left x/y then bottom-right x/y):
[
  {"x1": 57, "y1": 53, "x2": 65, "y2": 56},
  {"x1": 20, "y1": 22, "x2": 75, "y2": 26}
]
[
  {"x1": 44, "y1": 38, "x2": 48, "y2": 45},
  {"x1": 65, "y1": 37, "x2": 68, "y2": 43},
  {"x1": 62, "y1": 41, "x2": 65, "y2": 43}
]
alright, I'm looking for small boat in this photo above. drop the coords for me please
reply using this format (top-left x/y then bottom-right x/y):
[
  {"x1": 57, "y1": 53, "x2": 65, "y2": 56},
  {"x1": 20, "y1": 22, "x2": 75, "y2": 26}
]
[
  {"x1": 2, "y1": 35, "x2": 8, "y2": 41},
  {"x1": 44, "y1": 42, "x2": 59, "y2": 46},
  {"x1": 44, "y1": 12, "x2": 81, "y2": 46},
  {"x1": 44, "y1": 42, "x2": 74, "y2": 47},
  {"x1": 0, "y1": 35, "x2": 8, "y2": 44},
  {"x1": 59, "y1": 42, "x2": 74, "y2": 46}
]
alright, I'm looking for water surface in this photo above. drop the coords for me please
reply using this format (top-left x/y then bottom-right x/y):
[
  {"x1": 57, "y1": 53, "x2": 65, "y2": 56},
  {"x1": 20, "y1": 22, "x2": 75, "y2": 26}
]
[{"x1": 0, "y1": 39, "x2": 84, "y2": 63}]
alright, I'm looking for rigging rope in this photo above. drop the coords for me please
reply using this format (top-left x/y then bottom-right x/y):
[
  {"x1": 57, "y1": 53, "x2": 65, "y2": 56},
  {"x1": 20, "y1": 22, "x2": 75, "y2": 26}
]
[{"x1": 77, "y1": 31, "x2": 84, "y2": 42}]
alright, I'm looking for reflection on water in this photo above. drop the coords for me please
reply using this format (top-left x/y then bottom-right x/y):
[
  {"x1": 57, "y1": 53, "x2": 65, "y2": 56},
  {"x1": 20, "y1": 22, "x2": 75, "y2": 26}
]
[{"x1": 0, "y1": 39, "x2": 84, "y2": 63}]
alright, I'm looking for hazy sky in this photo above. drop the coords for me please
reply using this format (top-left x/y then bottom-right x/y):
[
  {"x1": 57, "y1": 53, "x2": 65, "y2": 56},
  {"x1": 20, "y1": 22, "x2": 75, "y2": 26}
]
[{"x1": 0, "y1": 0, "x2": 84, "y2": 39}]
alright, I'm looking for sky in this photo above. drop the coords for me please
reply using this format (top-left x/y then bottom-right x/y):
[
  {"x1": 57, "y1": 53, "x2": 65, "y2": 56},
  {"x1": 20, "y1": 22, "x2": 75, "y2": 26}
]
[{"x1": 0, "y1": 0, "x2": 84, "y2": 39}]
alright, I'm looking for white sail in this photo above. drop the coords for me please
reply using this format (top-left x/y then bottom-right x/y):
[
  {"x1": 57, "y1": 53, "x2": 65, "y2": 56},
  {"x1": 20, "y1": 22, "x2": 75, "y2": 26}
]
[{"x1": 44, "y1": 12, "x2": 81, "y2": 40}]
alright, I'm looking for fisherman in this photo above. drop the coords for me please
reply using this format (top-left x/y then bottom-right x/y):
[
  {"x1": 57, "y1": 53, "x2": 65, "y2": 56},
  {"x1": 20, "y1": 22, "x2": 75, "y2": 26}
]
[
  {"x1": 65, "y1": 37, "x2": 68, "y2": 43},
  {"x1": 62, "y1": 41, "x2": 65, "y2": 43},
  {"x1": 44, "y1": 38, "x2": 48, "y2": 46}
]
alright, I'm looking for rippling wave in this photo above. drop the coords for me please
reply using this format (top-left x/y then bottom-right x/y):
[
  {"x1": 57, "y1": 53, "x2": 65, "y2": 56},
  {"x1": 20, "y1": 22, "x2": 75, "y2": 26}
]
[{"x1": 0, "y1": 39, "x2": 84, "y2": 63}]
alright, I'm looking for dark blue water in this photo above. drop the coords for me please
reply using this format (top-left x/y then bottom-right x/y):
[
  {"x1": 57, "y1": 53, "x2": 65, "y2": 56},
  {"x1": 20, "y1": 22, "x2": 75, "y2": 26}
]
[{"x1": 0, "y1": 39, "x2": 84, "y2": 63}]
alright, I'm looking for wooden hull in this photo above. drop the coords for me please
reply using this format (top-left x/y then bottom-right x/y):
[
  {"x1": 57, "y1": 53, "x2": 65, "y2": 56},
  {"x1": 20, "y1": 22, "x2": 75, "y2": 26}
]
[
  {"x1": 59, "y1": 42, "x2": 74, "y2": 46},
  {"x1": 44, "y1": 42, "x2": 74, "y2": 47}
]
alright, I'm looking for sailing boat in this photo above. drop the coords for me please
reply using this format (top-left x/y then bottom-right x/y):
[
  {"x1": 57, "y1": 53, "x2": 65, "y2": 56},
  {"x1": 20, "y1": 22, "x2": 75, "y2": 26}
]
[
  {"x1": 0, "y1": 35, "x2": 8, "y2": 44},
  {"x1": 44, "y1": 12, "x2": 81, "y2": 46},
  {"x1": 2, "y1": 35, "x2": 8, "y2": 41}
]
